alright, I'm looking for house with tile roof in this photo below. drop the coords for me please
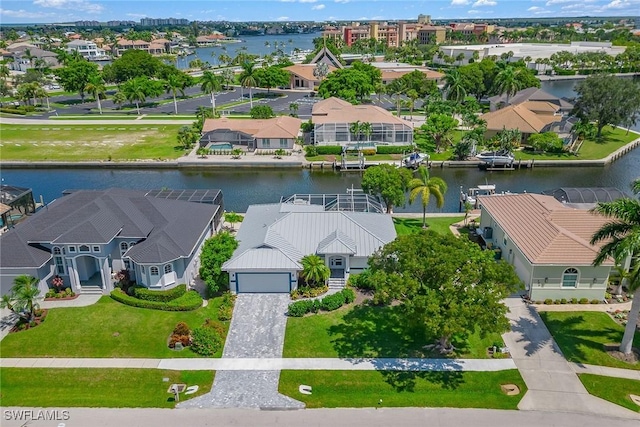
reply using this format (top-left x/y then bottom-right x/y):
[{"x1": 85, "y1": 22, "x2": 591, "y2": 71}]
[
  {"x1": 0, "y1": 189, "x2": 221, "y2": 297},
  {"x1": 480, "y1": 101, "x2": 564, "y2": 143},
  {"x1": 477, "y1": 193, "x2": 614, "y2": 301},
  {"x1": 488, "y1": 87, "x2": 574, "y2": 112},
  {"x1": 311, "y1": 97, "x2": 413, "y2": 147},
  {"x1": 222, "y1": 195, "x2": 396, "y2": 293},
  {"x1": 200, "y1": 116, "x2": 302, "y2": 151}
]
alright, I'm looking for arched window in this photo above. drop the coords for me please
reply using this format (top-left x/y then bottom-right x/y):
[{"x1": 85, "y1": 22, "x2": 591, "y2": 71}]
[
  {"x1": 150, "y1": 266, "x2": 159, "y2": 276},
  {"x1": 562, "y1": 268, "x2": 579, "y2": 288},
  {"x1": 79, "y1": 245, "x2": 90, "y2": 253},
  {"x1": 53, "y1": 247, "x2": 62, "y2": 255},
  {"x1": 164, "y1": 264, "x2": 172, "y2": 274}
]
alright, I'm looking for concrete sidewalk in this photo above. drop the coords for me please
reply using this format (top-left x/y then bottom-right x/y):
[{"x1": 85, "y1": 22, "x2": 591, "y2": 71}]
[
  {"x1": 0, "y1": 357, "x2": 517, "y2": 371},
  {"x1": 570, "y1": 363, "x2": 640, "y2": 381}
]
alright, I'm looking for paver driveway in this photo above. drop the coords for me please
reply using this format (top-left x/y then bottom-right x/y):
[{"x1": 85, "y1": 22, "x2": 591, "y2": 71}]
[{"x1": 179, "y1": 294, "x2": 303, "y2": 409}]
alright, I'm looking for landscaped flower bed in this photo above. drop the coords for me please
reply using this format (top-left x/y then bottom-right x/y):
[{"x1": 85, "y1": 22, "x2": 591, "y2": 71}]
[
  {"x1": 44, "y1": 287, "x2": 77, "y2": 301},
  {"x1": 11, "y1": 309, "x2": 48, "y2": 333}
]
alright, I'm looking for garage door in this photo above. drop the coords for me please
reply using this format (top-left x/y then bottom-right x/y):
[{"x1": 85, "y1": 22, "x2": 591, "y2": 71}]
[{"x1": 236, "y1": 272, "x2": 291, "y2": 293}]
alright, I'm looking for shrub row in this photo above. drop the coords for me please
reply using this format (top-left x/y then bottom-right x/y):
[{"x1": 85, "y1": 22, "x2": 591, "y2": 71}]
[
  {"x1": 0, "y1": 107, "x2": 27, "y2": 115},
  {"x1": 291, "y1": 285, "x2": 328, "y2": 300},
  {"x1": 376, "y1": 145, "x2": 412, "y2": 155},
  {"x1": 110, "y1": 288, "x2": 203, "y2": 311},
  {"x1": 217, "y1": 292, "x2": 236, "y2": 321},
  {"x1": 347, "y1": 272, "x2": 374, "y2": 290},
  {"x1": 540, "y1": 297, "x2": 600, "y2": 305},
  {"x1": 315, "y1": 146, "x2": 343, "y2": 155},
  {"x1": 287, "y1": 288, "x2": 355, "y2": 317},
  {"x1": 133, "y1": 284, "x2": 186, "y2": 302}
]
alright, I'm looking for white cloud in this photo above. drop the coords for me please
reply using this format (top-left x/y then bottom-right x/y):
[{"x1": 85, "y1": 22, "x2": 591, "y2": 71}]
[
  {"x1": 32, "y1": 0, "x2": 104, "y2": 13},
  {"x1": 311, "y1": 4, "x2": 326, "y2": 10},
  {"x1": 528, "y1": 6, "x2": 542, "y2": 11},
  {"x1": 451, "y1": 0, "x2": 470, "y2": 4},
  {"x1": 467, "y1": 9, "x2": 480, "y2": 14},
  {"x1": 276, "y1": 16, "x2": 289, "y2": 21},
  {"x1": 299, "y1": 0, "x2": 318, "y2": 3},
  {"x1": 334, "y1": 0, "x2": 350, "y2": 3},
  {"x1": 472, "y1": 0, "x2": 496, "y2": 6},
  {"x1": 602, "y1": 0, "x2": 640, "y2": 10},
  {"x1": 0, "y1": 8, "x2": 54, "y2": 18}
]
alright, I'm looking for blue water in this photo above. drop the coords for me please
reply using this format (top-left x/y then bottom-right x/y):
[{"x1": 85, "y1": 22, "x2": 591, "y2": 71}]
[{"x1": 208, "y1": 143, "x2": 233, "y2": 151}]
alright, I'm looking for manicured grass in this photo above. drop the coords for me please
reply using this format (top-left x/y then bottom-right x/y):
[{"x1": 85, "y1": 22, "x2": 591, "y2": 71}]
[
  {"x1": 305, "y1": 154, "x2": 401, "y2": 162},
  {"x1": 48, "y1": 115, "x2": 196, "y2": 120},
  {"x1": 0, "y1": 296, "x2": 229, "y2": 358},
  {"x1": 393, "y1": 216, "x2": 465, "y2": 236},
  {"x1": 0, "y1": 368, "x2": 213, "y2": 408},
  {"x1": 279, "y1": 370, "x2": 526, "y2": 409},
  {"x1": 579, "y1": 374, "x2": 640, "y2": 412},
  {"x1": 283, "y1": 303, "x2": 504, "y2": 359},
  {"x1": 0, "y1": 125, "x2": 186, "y2": 161},
  {"x1": 540, "y1": 311, "x2": 640, "y2": 370}
]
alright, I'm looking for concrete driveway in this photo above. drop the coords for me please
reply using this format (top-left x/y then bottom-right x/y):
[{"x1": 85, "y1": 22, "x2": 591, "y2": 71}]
[{"x1": 179, "y1": 293, "x2": 303, "y2": 409}]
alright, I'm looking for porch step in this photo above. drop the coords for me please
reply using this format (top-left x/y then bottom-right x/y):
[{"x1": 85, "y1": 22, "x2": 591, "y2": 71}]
[
  {"x1": 80, "y1": 286, "x2": 104, "y2": 295},
  {"x1": 327, "y1": 279, "x2": 346, "y2": 290}
]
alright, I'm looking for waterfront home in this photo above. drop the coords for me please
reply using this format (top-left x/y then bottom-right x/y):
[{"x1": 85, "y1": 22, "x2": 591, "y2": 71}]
[
  {"x1": 0, "y1": 189, "x2": 221, "y2": 297},
  {"x1": 223, "y1": 193, "x2": 395, "y2": 293},
  {"x1": 480, "y1": 101, "x2": 564, "y2": 143},
  {"x1": 488, "y1": 87, "x2": 574, "y2": 113},
  {"x1": 200, "y1": 116, "x2": 302, "y2": 151},
  {"x1": 476, "y1": 193, "x2": 614, "y2": 301},
  {"x1": 3, "y1": 46, "x2": 59, "y2": 71},
  {"x1": 66, "y1": 40, "x2": 108, "y2": 60},
  {"x1": 311, "y1": 97, "x2": 413, "y2": 147}
]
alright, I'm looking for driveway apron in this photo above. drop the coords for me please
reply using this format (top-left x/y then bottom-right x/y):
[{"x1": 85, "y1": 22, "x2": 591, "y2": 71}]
[{"x1": 179, "y1": 294, "x2": 303, "y2": 409}]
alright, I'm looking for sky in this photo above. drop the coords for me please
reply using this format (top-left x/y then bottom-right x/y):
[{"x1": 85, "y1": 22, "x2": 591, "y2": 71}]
[{"x1": 0, "y1": 0, "x2": 638, "y2": 24}]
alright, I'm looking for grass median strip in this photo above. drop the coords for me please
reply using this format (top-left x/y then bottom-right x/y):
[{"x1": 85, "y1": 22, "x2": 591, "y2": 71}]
[
  {"x1": 0, "y1": 368, "x2": 213, "y2": 408},
  {"x1": 0, "y1": 124, "x2": 185, "y2": 161},
  {"x1": 578, "y1": 374, "x2": 640, "y2": 412},
  {"x1": 279, "y1": 370, "x2": 526, "y2": 409}
]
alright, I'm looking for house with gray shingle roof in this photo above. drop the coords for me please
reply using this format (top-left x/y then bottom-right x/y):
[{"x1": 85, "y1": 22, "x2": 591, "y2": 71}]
[
  {"x1": 476, "y1": 193, "x2": 614, "y2": 301},
  {"x1": 222, "y1": 196, "x2": 396, "y2": 293},
  {"x1": 0, "y1": 188, "x2": 220, "y2": 297}
]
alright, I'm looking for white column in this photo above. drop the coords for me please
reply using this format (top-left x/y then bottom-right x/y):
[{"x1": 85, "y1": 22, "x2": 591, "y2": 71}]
[
  {"x1": 70, "y1": 257, "x2": 81, "y2": 292},
  {"x1": 102, "y1": 258, "x2": 112, "y2": 293}
]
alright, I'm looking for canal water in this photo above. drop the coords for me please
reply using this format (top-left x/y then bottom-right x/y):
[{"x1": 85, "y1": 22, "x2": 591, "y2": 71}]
[{"x1": 1, "y1": 79, "x2": 639, "y2": 213}]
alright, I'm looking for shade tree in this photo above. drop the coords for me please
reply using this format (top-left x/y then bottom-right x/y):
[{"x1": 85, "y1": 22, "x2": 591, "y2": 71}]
[{"x1": 361, "y1": 164, "x2": 413, "y2": 214}]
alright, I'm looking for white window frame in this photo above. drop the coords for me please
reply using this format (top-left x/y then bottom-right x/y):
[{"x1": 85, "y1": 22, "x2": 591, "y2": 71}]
[
  {"x1": 150, "y1": 266, "x2": 159, "y2": 276},
  {"x1": 92, "y1": 245, "x2": 100, "y2": 253},
  {"x1": 79, "y1": 245, "x2": 90, "y2": 253},
  {"x1": 68, "y1": 246, "x2": 77, "y2": 253},
  {"x1": 562, "y1": 267, "x2": 579, "y2": 288},
  {"x1": 164, "y1": 264, "x2": 172, "y2": 274}
]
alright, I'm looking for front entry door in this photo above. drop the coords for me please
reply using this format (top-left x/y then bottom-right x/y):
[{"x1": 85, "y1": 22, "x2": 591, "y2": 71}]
[{"x1": 329, "y1": 256, "x2": 345, "y2": 278}]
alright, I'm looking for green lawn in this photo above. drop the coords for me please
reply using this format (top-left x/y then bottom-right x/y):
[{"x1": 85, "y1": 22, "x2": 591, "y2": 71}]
[
  {"x1": 0, "y1": 125, "x2": 186, "y2": 161},
  {"x1": 283, "y1": 303, "x2": 504, "y2": 359},
  {"x1": 515, "y1": 127, "x2": 639, "y2": 161},
  {"x1": 305, "y1": 154, "x2": 401, "y2": 162},
  {"x1": 540, "y1": 311, "x2": 640, "y2": 370},
  {"x1": 0, "y1": 368, "x2": 213, "y2": 408},
  {"x1": 579, "y1": 374, "x2": 640, "y2": 413},
  {"x1": 279, "y1": 370, "x2": 526, "y2": 409},
  {"x1": 393, "y1": 216, "x2": 465, "y2": 236},
  {"x1": 0, "y1": 296, "x2": 229, "y2": 358}
]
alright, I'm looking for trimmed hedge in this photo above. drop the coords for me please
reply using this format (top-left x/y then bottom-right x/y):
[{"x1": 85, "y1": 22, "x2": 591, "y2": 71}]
[
  {"x1": 133, "y1": 284, "x2": 186, "y2": 302},
  {"x1": 217, "y1": 292, "x2": 236, "y2": 321},
  {"x1": 316, "y1": 146, "x2": 343, "y2": 155},
  {"x1": 0, "y1": 107, "x2": 27, "y2": 115},
  {"x1": 376, "y1": 145, "x2": 412, "y2": 154},
  {"x1": 287, "y1": 288, "x2": 355, "y2": 317},
  {"x1": 110, "y1": 288, "x2": 203, "y2": 311}
]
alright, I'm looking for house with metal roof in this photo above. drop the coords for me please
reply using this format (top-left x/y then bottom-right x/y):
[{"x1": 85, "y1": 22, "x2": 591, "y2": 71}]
[
  {"x1": 476, "y1": 193, "x2": 614, "y2": 301},
  {"x1": 0, "y1": 188, "x2": 221, "y2": 297},
  {"x1": 222, "y1": 194, "x2": 396, "y2": 293}
]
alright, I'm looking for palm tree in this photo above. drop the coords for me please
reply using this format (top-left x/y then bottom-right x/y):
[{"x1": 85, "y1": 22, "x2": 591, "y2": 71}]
[
  {"x1": 494, "y1": 65, "x2": 523, "y2": 103},
  {"x1": 200, "y1": 71, "x2": 222, "y2": 116},
  {"x1": 349, "y1": 120, "x2": 362, "y2": 143},
  {"x1": 444, "y1": 69, "x2": 467, "y2": 103},
  {"x1": 313, "y1": 62, "x2": 329, "y2": 84},
  {"x1": 300, "y1": 254, "x2": 330, "y2": 287},
  {"x1": 239, "y1": 62, "x2": 257, "y2": 109},
  {"x1": 408, "y1": 167, "x2": 448, "y2": 228},
  {"x1": 112, "y1": 90, "x2": 126, "y2": 110},
  {"x1": 121, "y1": 78, "x2": 147, "y2": 115},
  {"x1": 590, "y1": 179, "x2": 640, "y2": 355},
  {"x1": 361, "y1": 122, "x2": 373, "y2": 143},
  {"x1": 164, "y1": 73, "x2": 186, "y2": 115},
  {"x1": 84, "y1": 74, "x2": 106, "y2": 115},
  {"x1": 11, "y1": 275, "x2": 41, "y2": 321}
]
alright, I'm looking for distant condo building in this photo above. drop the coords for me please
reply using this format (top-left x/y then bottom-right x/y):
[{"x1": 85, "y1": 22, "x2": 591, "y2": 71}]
[
  {"x1": 140, "y1": 17, "x2": 190, "y2": 26},
  {"x1": 323, "y1": 15, "x2": 494, "y2": 48},
  {"x1": 73, "y1": 20, "x2": 136, "y2": 27}
]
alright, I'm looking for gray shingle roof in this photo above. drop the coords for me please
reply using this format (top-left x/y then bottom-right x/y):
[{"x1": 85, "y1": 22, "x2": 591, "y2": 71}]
[
  {"x1": 223, "y1": 203, "x2": 396, "y2": 271},
  {"x1": 0, "y1": 188, "x2": 219, "y2": 268}
]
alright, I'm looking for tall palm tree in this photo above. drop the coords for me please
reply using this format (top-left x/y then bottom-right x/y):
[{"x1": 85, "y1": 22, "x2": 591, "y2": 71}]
[
  {"x1": 300, "y1": 254, "x2": 330, "y2": 287},
  {"x1": 239, "y1": 62, "x2": 257, "y2": 109},
  {"x1": 444, "y1": 69, "x2": 467, "y2": 103},
  {"x1": 408, "y1": 167, "x2": 448, "y2": 228},
  {"x1": 349, "y1": 120, "x2": 362, "y2": 143},
  {"x1": 200, "y1": 71, "x2": 222, "y2": 116},
  {"x1": 12, "y1": 275, "x2": 41, "y2": 321},
  {"x1": 84, "y1": 74, "x2": 106, "y2": 115},
  {"x1": 590, "y1": 179, "x2": 640, "y2": 355},
  {"x1": 164, "y1": 73, "x2": 186, "y2": 115},
  {"x1": 121, "y1": 78, "x2": 147, "y2": 115},
  {"x1": 494, "y1": 65, "x2": 523, "y2": 103},
  {"x1": 361, "y1": 122, "x2": 373, "y2": 143}
]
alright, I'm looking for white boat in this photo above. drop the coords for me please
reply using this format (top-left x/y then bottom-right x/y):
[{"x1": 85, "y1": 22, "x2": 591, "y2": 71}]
[
  {"x1": 402, "y1": 152, "x2": 429, "y2": 168},
  {"x1": 461, "y1": 184, "x2": 496, "y2": 208},
  {"x1": 476, "y1": 150, "x2": 514, "y2": 166}
]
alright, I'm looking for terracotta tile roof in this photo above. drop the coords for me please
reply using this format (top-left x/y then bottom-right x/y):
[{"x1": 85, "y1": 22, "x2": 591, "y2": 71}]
[
  {"x1": 479, "y1": 193, "x2": 614, "y2": 266},
  {"x1": 284, "y1": 64, "x2": 337, "y2": 82},
  {"x1": 202, "y1": 116, "x2": 302, "y2": 139},
  {"x1": 379, "y1": 67, "x2": 443, "y2": 81},
  {"x1": 312, "y1": 97, "x2": 411, "y2": 126},
  {"x1": 481, "y1": 103, "x2": 561, "y2": 133},
  {"x1": 519, "y1": 101, "x2": 560, "y2": 114}
]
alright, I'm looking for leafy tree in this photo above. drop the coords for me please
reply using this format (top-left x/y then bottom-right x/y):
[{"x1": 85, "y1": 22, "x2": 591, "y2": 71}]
[
  {"x1": 177, "y1": 125, "x2": 199, "y2": 149},
  {"x1": 250, "y1": 105, "x2": 274, "y2": 119},
  {"x1": 419, "y1": 113, "x2": 458, "y2": 153},
  {"x1": 221, "y1": 68, "x2": 235, "y2": 89},
  {"x1": 365, "y1": 231, "x2": 521, "y2": 352},
  {"x1": 101, "y1": 50, "x2": 162, "y2": 83},
  {"x1": 528, "y1": 132, "x2": 564, "y2": 153},
  {"x1": 253, "y1": 66, "x2": 289, "y2": 93},
  {"x1": 164, "y1": 72, "x2": 190, "y2": 115},
  {"x1": 224, "y1": 212, "x2": 243, "y2": 231},
  {"x1": 199, "y1": 232, "x2": 238, "y2": 296},
  {"x1": 0, "y1": 275, "x2": 41, "y2": 322},
  {"x1": 313, "y1": 62, "x2": 330, "y2": 83},
  {"x1": 408, "y1": 167, "x2": 448, "y2": 228},
  {"x1": 397, "y1": 70, "x2": 437, "y2": 99},
  {"x1": 574, "y1": 74, "x2": 640, "y2": 138},
  {"x1": 493, "y1": 127, "x2": 522, "y2": 151},
  {"x1": 121, "y1": 77, "x2": 162, "y2": 115},
  {"x1": 84, "y1": 73, "x2": 106, "y2": 115},
  {"x1": 361, "y1": 164, "x2": 413, "y2": 214},
  {"x1": 300, "y1": 254, "x2": 331, "y2": 287},
  {"x1": 590, "y1": 180, "x2": 640, "y2": 355},
  {"x1": 239, "y1": 62, "x2": 258, "y2": 109},
  {"x1": 112, "y1": 90, "x2": 127, "y2": 110},
  {"x1": 54, "y1": 59, "x2": 99, "y2": 100},
  {"x1": 200, "y1": 71, "x2": 222, "y2": 116},
  {"x1": 289, "y1": 102, "x2": 299, "y2": 117},
  {"x1": 318, "y1": 67, "x2": 375, "y2": 103}
]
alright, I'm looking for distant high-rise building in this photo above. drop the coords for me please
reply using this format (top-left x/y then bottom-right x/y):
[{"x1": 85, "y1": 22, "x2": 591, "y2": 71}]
[
  {"x1": 418, "y1": 14, "x2": 431, "y2": 25},
  {"x1": 139, "y1": 18, "x2": 189, "y2": 27}
]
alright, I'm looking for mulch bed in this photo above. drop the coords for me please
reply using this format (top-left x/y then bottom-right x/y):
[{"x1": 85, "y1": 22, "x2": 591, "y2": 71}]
[
  {"x1": 607, "y1": 347, "x2": 640, "y2": 365},
  {"x1": 10, "y1": 309, "x2": 49, "y2": 333},
  {"x1": 44, "y1": 294, "x2": 79, "y2": 301}
]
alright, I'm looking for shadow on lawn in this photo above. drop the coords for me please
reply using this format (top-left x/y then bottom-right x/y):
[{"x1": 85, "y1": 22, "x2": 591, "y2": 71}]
[{"x1": 328, "y1": 303, "x2": 466, "y2": 391}]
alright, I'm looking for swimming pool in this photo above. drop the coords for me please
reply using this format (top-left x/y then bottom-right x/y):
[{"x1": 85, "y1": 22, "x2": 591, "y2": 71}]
[{"x1": 208, "y1": 143, "x2": 233, "y2": 151}]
